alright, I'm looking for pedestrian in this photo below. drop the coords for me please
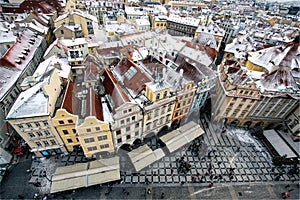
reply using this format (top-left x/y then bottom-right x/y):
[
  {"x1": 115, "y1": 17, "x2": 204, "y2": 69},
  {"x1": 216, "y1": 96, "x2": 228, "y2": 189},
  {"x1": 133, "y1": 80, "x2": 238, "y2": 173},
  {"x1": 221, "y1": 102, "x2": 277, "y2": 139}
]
[
  {"x1": 147, "y1": 189, "x2": 151, "y2": 195},
  {"x1": 161, "y1": 192, "x2": 165, "y2": 199},
  {"x1": 42, "y1": 194, "x2": 48, "y2": 200},
  {"x1": 209, "y1": 182, "x2": 214, "y2": 187},
  {"x1": 33, "y1": 193, "x2": 39, "y2": 199}
]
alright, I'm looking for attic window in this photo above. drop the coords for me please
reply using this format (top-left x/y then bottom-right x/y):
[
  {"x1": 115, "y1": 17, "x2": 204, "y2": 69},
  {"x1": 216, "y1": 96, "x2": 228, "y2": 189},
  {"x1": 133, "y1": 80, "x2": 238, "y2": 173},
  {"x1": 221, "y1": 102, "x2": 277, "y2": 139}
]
[
  {"x1": 18, "y1": 55, "x2": 25, "y2": 60},
  {"x1": 24, "y1": 48, "x2": 30, "y2": 52},
  {"x1": 21, "y1": 51, "x2": 28, "y2": 55},
  {"x1": 15, "y1": 59, "x2": 22, "y2": 64}
]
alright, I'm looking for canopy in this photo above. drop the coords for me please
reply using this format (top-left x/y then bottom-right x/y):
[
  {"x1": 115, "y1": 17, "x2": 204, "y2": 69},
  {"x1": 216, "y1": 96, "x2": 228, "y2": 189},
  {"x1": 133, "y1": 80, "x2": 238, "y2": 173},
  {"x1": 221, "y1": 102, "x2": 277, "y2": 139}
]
[
  {"x1": 160, "y1": 121, "x2": 204, "y2": 153},
  {"x1": 127, "y1": 144, "x2": 157, "y2": 172},
  {"x1": 50, "y1": 156, "x2": 120, "y2": 193},
  {"x1": 263, "y1": 130, "x2": 297, "y2": 158}
]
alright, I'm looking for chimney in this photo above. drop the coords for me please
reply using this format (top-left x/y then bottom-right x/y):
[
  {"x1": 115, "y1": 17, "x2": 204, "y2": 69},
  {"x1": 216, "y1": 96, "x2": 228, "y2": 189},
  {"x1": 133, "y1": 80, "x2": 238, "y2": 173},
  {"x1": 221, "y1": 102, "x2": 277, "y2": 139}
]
[
  {"x1": 53, "y1": 61, "x2": 62, "y2": 70},
  {"x1": 162, "y1": 67, "x2": 166, "y2": 80}
]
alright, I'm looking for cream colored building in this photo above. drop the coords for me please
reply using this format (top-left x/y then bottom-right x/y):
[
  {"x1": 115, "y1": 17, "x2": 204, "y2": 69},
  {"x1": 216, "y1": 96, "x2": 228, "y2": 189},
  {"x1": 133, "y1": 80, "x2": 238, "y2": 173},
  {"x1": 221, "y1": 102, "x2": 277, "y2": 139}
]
[
  {"x1": 6, "y1": 69, "x2": 67, "y2": 157},
  {"x1": 54, "y1": 9, "x2": 97, "y2": 36},
  {"x1": 213, "y1": 41, "x2": 299, "y2": 129},
  {"x1": 286, "y1": 106, "x2": 300, "y2": 141},
  {"x1": 102, "y1": 69, "x2": 144, "y2": 150}
]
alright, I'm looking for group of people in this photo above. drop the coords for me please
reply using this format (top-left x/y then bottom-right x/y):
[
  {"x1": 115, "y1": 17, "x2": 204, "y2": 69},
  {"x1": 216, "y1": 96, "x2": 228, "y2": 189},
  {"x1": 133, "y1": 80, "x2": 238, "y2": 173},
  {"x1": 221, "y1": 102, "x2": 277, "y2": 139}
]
[{"x1": 176, "y1": 156, "x2": 191, "y2": 174}]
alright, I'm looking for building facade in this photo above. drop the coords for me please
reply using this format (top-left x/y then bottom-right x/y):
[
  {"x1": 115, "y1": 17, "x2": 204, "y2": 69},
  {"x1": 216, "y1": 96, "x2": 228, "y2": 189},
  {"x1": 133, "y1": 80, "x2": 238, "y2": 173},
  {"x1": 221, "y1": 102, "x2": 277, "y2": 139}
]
[{"x1": 6, "y1": 70, "x2": 68, "y2": 157}]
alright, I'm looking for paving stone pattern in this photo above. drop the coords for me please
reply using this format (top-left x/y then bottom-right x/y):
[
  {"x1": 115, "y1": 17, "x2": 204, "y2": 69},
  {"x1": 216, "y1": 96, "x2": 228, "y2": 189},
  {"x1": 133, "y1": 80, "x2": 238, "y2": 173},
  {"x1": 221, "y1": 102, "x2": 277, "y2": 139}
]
[{"x1": 119, "y1": 115, "x2": 299, "y2": 185}]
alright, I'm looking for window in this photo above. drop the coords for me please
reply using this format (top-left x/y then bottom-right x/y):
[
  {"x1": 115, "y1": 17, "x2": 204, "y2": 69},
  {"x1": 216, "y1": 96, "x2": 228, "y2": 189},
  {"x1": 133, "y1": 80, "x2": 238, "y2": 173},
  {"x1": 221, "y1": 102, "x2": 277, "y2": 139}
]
[
  {"x1": 123, "y1": 110, "x2": 127, "y2": 114},
  {"x1": 116, "y1": 130, "x2": 121, "y2": 135},
  {"x1": 87, "y1": 146, "x2": 97, "y2": 151},
  {"x1": 17, "y1": 124, "x2": 24, "y2": 129},
  {"x1": 58, "y1": 120, "x2": 64, "y2": 125},
  {"x1": 126, "y1": 135, "x2": 130, "y2": 140},
  {"x1": 132, "y1": 116, "x2": 135, "y2": 121},
  {"x1": 135, "y1": 123, "x2": 139, "y2": 128},
  {"x1": 43, "y1": 141, "x2": 49, "y2": 146},
  {"x1": 96, "y1": 127, "x2": 100, "y2": 131},
  {"x1": 128, "y1": 108, "x2": 132, "y2": 112},
  {"x1": 45, "y1": 130, "x2": 51, "y2": 136},
  {"x1": 26, "y1": 123, "x2": 32, "y2": 128},
  {"x1": 72, "y1": 129, "x2": 76, "y2": 134},
  {"x1": 121, "y1": 120, "x2": 124, "y2": 124},
  {"x1": 100, "y1": 144, "x2": 109, "y2": 149},
  {"x1": 67, "y1": 119, "x2": 73, "y2": 123},
  {"x1": 98, "y1": 135, "x2": 108, "y2": 141},
  {"x1": 86, "y1": 128, "x2": 91, "y2": 132},
  {"x1": 43, "y1": 121, "x2": 49, "y2": 126},
  {"x1": 147, "y1": 112, "x2": 152, "y2": 120},
  {"x1": 67, "y1": 139, "x2": 72, "y2": 143},
  {"x1": 163, "y1": 91, "x2": 168, "y2": 98},
  {"x1": 34, "y1": 122, "x2": 40, "y2": 127},
  {"x1": 126, "y1": 127, "x2": 130, "y2": 131},
  {"x1": 35, "y1": 142, "x2": 42, "y2": 147},
  {"x1": 155, "y1": 110, "x2": 159, "y2": 117},
  {"x1": 126, "y1": 118, "x2": 130, "y2": 122},
  {"x1": 156, "y1": 93, "x2": 160, "y2": 101},
  {"x1": 28, "y1": 132, "x2": 35, "y2": 138},
  {"x1": 117, "y1": 138, "x2": 122, "y2": 143},
  {"x1": 61, "y1": 30, "x2": 64, "y2": 34},
  {"x1": 62, "y1": 130, "x2": 69, "y2": 135},
  {"x1": 36, "y1": 131, "x2": 43, "y2": 137},
  {"x1": 135, "y1": 131, "x2": 139, "y2": 136},
  {"x1": 50, "y1": 139, "x2": 56, "y2": 145},
  {"x1": 84, "y1": 137, "x2": 95, "y2": 143}
]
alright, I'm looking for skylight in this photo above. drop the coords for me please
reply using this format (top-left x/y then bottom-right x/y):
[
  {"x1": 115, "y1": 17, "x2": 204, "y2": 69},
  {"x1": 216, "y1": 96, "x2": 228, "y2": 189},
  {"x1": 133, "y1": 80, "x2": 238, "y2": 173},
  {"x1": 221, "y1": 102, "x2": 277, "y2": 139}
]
[{"x1": 124, "y1": 66, "x2": 137, "y2": 80}]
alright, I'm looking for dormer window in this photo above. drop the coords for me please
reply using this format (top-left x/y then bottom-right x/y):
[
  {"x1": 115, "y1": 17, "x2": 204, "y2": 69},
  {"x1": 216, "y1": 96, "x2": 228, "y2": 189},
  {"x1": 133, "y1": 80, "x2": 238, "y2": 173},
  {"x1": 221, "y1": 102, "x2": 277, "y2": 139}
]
[{"x1": 15, "y1": 59, "x2": 22, "y2": 64}]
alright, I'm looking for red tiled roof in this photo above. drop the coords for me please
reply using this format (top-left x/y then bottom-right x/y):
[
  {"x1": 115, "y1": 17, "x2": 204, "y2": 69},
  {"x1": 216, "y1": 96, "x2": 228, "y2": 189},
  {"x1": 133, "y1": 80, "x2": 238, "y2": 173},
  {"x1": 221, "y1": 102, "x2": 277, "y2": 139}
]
[
  {"x1": 84, "y1": 55, "x2": 101, "y2": 81},
  {"x1": 86, "y1": 88, "x2": 103, "y2": 121},
  {"x1": 175, "y1": 60, "x2": 204, "y2": 83},
  {"x1": 60, "y1": 80, "x2": 81, "y2": 115},
  {"x1": 1, "y1": 0, "x2": 62, "y2": 14},
  {"x1": 102, "y1": 68, "x2": 130, "y2": 109},
  {"x1": 184, "y1": 40, "x2": 218, "y2": 60},
  {"x1": 113, "y1": 58, "x2": 152, "y2": 97},
  {"x1": 141, "y1": 56, "x2": 164, "y2": 73},
  {"x1": 0, "y1": 28, "x2": 42, "y2": 70}
]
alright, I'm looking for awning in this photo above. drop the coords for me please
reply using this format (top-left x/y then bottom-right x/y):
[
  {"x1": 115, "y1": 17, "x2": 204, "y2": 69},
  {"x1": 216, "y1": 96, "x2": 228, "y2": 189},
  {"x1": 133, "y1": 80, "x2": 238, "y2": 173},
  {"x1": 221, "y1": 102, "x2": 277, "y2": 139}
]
[
  {"x1": 160, "y1": 121, "x2": 204, "y2": 153},
  {"x1": 127, "y1": 144, "x2": 157, "y2": 172},
  {"x1": 263, "y1": 130, "x2": 297, "y2": 158},
  {"x1": 50, "y1": 157, "x2": 120, "y2": 193}
]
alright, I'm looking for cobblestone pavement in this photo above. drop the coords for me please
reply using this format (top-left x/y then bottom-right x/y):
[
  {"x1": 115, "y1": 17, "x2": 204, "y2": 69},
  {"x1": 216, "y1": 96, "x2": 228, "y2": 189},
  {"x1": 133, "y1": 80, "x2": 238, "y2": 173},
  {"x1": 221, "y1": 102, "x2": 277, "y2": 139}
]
[{"x1": 120, "y1": 114, "x2": 299, "y2": 185}]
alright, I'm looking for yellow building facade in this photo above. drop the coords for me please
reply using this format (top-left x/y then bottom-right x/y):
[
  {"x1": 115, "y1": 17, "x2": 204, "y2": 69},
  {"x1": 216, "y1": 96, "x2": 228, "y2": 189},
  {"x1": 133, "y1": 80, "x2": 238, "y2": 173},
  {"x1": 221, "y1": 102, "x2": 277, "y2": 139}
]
[
  {"x1": 52, "y1": 109, "x2": 80, "y2": 152},
  {"x1": 77, "y1": 117, "x2": 114, "y2": 158},
  {"x1": 172, "y1": 82, "x2": 195, "y2": 124},
  {"x1": 143, "y1": 81, "x2": 176, "y2": 136}
]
